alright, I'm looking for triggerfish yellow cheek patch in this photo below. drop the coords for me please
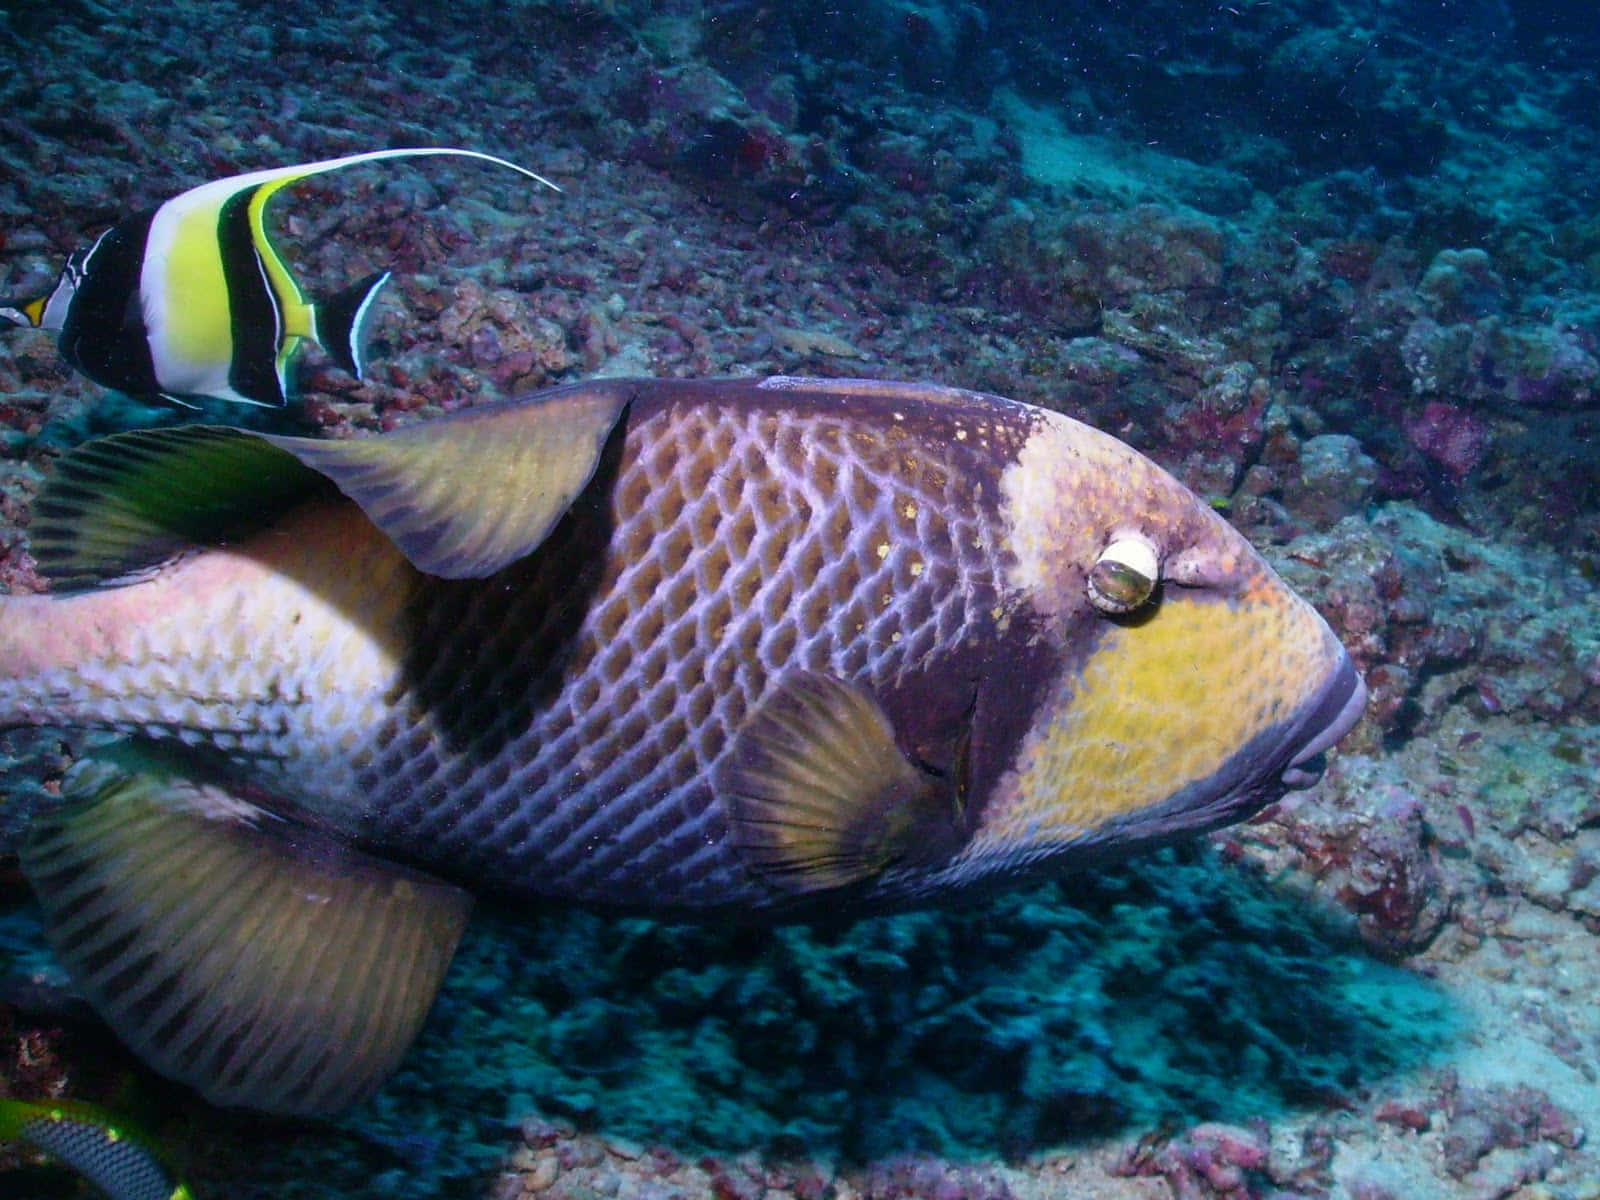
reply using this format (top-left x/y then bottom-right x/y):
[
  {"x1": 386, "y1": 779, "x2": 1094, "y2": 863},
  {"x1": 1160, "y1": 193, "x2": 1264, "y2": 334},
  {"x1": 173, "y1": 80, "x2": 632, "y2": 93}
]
[{"x1": 984, "y1": 587, "x2": 1335, "y2": 847}]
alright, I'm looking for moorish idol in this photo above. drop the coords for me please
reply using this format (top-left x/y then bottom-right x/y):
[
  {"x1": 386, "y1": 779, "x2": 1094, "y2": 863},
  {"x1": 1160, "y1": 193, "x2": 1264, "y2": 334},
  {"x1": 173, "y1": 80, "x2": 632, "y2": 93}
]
[{"x1": 0, "y1": 148, "x2": 557, "y2": 407}]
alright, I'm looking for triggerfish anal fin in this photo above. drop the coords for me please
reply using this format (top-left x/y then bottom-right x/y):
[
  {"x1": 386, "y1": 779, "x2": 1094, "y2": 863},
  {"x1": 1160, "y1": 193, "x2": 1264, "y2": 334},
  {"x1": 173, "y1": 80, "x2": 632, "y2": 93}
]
[
  {"x1": 0, "y1": 1096, "x2": 192, "y2": 1200},
  {"x1": 259, "y1": 380, "x2": 632, "y2": 578},
  {"x1": 19, "y1": 746, "x2": 473, "y2": 1116},
  {"x1": 722, "y1": 671, "x2": 969, "y2": 894}
]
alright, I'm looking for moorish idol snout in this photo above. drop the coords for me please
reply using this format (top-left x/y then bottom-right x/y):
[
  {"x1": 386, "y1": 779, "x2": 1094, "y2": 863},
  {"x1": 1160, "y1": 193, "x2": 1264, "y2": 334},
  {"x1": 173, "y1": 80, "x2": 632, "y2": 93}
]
[{"x1": 0, "y1": 148, "x2": 558, "y2": 408}]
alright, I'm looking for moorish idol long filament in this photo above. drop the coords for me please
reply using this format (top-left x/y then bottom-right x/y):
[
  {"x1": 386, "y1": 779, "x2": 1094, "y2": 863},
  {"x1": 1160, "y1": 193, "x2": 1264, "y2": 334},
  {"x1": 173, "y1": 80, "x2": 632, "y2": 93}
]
[{"x1": 1, "y1": 148, "x2": 557, "y2": 407}]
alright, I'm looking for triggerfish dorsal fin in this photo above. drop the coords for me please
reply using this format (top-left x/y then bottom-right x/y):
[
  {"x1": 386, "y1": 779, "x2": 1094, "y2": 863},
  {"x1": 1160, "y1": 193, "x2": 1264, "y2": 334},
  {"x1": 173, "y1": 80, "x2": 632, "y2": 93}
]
[
  {"x1": 28, "y1": 425, "x2": 331, "y2": 590},
  {"x1": 722, "y1": 671, "x2": 969, "y2": 894},
  {"x1": 19, "y1": 745, "x2": 474, "y2": 1116},
  {"x1": 30, "y1": 379, "x2": 629, "y2": 589},
  {"x1": 0, "y1": 1095, "x2": 192, "y2": 1200},
  {"x1": 257, "y1": 380, "x2": 631, "y2": 578}
]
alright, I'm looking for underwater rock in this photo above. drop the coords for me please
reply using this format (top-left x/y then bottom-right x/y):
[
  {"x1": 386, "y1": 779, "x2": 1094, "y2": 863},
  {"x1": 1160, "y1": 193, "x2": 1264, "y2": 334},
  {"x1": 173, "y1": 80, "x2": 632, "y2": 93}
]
[
  {"x1": 437, "y1": 277, "x2": 576, "y2": 392},
  {"x1": 1401, "y1": 399, "x2": 1492, "y2": 483},
  {"x1": 1293, "y1": 434, "x2": 1378, "y2": 527},
  {"x1": 1417, "y1": 248, "x2": 1507, "y2": 323},
  {"x1": 1335, "y1": 785, "x2": 1448, "y2": 958}
]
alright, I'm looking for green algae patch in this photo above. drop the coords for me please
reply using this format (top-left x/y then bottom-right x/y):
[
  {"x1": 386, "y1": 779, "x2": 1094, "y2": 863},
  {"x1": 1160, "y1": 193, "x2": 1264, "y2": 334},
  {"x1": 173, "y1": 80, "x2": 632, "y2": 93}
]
[{"x1": 281, "y1": 843, "x2": 1454, "y2": 1193}]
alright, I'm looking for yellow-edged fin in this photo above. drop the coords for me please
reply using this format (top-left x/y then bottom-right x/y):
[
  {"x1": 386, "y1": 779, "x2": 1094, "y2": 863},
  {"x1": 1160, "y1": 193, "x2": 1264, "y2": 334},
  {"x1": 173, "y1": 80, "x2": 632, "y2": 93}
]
[
  {"x1": 27, "y1": 426, "x2": 329, "y2": 591},
  {"x1": 722, "y1": 671, "x2": 964, "y2": 893},
  {"x1": 19, "y1": 746, "x2": 473, "y2": 1117},
  {"x1": 261, "y1": 381, "x2": 630, "y2": 578},
  {"x1": 0, "y1": 1096, "x2": 192, "y2": 1200}
]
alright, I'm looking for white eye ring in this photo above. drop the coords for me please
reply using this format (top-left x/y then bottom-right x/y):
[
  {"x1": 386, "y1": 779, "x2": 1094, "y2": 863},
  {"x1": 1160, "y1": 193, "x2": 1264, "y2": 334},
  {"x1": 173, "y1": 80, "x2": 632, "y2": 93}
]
[{"x1": 1087, "y1": 534, "x2": 1160, "y2": 614}]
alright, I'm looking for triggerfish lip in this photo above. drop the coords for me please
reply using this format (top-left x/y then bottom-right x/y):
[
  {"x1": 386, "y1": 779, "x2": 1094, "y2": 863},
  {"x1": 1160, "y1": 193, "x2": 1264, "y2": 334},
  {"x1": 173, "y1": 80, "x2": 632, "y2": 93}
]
[{"x1": 1279, "y1": 652, "x2": 1366, "y2": 789}]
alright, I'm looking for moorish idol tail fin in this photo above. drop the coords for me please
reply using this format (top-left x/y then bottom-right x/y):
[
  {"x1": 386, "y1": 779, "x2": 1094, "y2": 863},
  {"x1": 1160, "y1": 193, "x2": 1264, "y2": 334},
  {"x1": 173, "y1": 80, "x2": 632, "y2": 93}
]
[
  {"x1": 312, "y1": 270, "x2": 392, "y2": 379},
  {"x1": 21, "y1": 745, "x2": 473, "y2": 1116}
]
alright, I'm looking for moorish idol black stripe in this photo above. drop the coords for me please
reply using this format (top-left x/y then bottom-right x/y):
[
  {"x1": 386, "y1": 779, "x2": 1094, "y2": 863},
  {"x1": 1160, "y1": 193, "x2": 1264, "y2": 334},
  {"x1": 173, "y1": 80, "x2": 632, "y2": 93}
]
[{"x1": 0, "y1": 148, "x2": 557, "y2": 408}]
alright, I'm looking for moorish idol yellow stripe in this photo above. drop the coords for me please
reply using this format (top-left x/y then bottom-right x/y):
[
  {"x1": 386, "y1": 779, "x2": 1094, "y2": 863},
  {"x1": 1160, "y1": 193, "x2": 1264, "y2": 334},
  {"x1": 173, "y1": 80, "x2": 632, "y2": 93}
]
[
  {"x1": 0, "y1": 148, "x2": 557, "y2": 408},
  {"x1": 0, "y1": 1096, "x2": 192, "y2": 1200}
]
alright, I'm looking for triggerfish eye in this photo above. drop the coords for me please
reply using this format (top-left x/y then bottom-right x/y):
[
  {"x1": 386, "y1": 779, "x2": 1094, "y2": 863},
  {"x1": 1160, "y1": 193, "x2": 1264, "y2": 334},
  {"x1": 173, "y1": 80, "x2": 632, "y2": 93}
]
[{"x1": 1087, "y1": 533, "x2": 1160, "y2": 614}]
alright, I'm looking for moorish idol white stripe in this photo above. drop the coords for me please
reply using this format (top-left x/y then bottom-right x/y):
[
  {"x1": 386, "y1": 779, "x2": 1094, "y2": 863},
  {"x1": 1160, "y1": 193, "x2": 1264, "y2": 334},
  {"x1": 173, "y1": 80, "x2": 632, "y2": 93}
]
[{"x1": 0, "y1": 148, "x2": 558, "y2": 407}]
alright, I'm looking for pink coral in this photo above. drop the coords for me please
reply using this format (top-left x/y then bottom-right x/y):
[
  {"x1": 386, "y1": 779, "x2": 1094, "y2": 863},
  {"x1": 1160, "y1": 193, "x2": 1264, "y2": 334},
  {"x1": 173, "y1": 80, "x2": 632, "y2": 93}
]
[{"x1": 1401, "y1": 400, "x2": 1490, "y2": 481}]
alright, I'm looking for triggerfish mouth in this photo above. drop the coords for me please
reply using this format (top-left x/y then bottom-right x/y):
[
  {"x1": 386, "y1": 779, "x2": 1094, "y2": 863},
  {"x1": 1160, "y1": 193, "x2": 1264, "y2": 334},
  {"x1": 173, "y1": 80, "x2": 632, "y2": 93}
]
[
  {"x1": 0, "y1": 375, "x2": 1364, "y2": 1116},
  {"x1": 0, "y1": 148, "x2": 557, "y2": 407}
]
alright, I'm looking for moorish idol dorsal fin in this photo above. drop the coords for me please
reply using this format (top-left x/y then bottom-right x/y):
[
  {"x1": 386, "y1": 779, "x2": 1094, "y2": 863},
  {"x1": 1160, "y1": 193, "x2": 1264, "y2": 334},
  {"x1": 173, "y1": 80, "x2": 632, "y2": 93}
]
[
  {"x1": 150, "y1": 146, "x2": 560, "y2": 408},
  {"x1": 21, "y1": 744, "x2": 473, "y2": 1117}
]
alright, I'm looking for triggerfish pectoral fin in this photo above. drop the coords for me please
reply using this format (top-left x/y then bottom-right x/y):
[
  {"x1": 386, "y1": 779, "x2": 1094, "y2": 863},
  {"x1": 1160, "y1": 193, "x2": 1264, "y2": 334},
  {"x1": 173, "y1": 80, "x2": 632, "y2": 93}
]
[
  {"x1": 0, "y1": 1095, "x2": 192, "y2": 1200},
  {"x1": 722, "y1": 671, "x2": 968, "y2": 893},
  {"x1": 19, "y1": 746, "x2": 473, "y2": 1116}
]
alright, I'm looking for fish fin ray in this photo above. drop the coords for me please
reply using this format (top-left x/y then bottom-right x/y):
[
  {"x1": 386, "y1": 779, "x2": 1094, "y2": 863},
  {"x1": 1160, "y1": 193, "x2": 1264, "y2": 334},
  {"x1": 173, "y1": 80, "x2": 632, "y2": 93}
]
[
  {"x1": 29, "y1": 426, "x2": 329, "y2": 590},
  {"x1": 260, "y1": 380, "x2": 630, "y2": 578},
  {"x1": 21, "y1": 745, "x2": 472, "y2": 1116},
  {"x1": 722, "y1": 671, "x2": 963, "y2": 893}
]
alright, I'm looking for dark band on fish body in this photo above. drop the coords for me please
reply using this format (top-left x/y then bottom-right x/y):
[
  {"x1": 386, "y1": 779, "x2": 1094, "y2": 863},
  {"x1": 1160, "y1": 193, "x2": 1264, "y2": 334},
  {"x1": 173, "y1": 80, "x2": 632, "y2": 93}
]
[
  {"x1": 56, "y1": 211, "x2": 161, "y2": 397},
  {"x1": 218, "y1": 188, "x2": 288, "y2": 406}
]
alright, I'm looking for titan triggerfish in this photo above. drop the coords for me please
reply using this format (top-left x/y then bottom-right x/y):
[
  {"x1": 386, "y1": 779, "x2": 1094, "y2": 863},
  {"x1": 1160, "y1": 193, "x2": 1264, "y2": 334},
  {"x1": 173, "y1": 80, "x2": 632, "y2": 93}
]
[{"x1": 0, "y1": 375, "x2": 1365, "y2": 1116}]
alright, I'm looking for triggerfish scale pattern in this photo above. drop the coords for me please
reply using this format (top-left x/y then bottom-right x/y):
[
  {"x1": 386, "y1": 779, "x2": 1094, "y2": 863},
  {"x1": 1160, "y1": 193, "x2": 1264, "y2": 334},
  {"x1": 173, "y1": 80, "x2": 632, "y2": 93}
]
[
  {"x1": 0, "y1": 1096, "x2": 192, "y2": 1200},
  {"x1": 0, "y1": 375, "x2": 1365, "y2": 1117},
  {"x1": 380, "y1": 390, "x2": 1041, "y2": 906}
]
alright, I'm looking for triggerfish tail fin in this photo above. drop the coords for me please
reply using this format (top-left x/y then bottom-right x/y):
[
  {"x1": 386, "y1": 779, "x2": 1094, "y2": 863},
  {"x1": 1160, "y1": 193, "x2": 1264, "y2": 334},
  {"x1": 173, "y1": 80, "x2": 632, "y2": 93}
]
[
  {"x1": 312, "y1": 270, "x2": 392, "y2": 379},
  {"x1": 721, "y1": 671, "x2": 968, "y2": 894},
  {"x1": 0, "y1": 1095, "x2": 192, "y2": 1200},
  {"x1": 19, "y1": 746, "x2": 473, "y2": 1116}
]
